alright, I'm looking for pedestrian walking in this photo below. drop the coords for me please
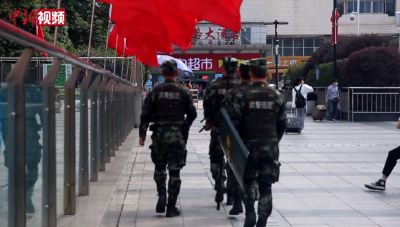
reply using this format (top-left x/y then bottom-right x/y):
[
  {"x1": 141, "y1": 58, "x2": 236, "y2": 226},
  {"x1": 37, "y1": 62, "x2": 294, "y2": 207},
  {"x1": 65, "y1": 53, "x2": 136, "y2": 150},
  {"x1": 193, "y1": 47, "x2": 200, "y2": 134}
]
[
  {"x1": 203, "y1": 57, "x2": 240, "y2": 204},
  {"x1": 365, "y1": 94, "x2": 400, "y2": 191},
  {"x1": 292, "y1": 77, "x2": 314, "y2": 132},
  {"x1": 325, "y1": 79, "x2": 340, "y2": 122},
  {"x1": 230, "y1": 58, "x2": 286, "y2": 227},
  {"x1": 139, "y1": 59, "x2": 197, "y2": 217},
  {"x1": 222, "y1": 60, "x2": 252, "y2": 214}
]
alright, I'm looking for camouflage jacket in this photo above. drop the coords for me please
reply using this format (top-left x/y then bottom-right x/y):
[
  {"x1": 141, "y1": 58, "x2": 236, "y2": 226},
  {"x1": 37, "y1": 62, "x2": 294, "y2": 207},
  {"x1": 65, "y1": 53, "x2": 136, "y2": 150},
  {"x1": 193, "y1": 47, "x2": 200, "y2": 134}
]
[
  {"x1": 139, "y1": 79, "x2": 197, "y2": 138},
  {"x1": 222, "y1": 81, "x2": 252, "y2": 114}
]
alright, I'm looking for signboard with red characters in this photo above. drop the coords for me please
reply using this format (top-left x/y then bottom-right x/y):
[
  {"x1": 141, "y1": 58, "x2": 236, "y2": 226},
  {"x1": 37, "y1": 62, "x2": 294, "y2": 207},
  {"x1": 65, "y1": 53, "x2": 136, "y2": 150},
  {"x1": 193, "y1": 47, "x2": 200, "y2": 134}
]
[{"x1": 171, "y1": 53, "x2": 261, "y2": 73}]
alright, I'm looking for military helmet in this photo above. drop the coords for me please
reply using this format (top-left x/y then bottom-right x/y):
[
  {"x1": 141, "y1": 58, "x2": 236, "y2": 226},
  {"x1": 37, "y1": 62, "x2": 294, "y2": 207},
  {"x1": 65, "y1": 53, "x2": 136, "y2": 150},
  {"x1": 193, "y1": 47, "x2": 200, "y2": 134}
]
[
  {"x1": 161, "y1": 59, "x2": 178, "y2": 75},
  {"x1": 223, "y1": 57, "x2": 239, "y2": 70}
]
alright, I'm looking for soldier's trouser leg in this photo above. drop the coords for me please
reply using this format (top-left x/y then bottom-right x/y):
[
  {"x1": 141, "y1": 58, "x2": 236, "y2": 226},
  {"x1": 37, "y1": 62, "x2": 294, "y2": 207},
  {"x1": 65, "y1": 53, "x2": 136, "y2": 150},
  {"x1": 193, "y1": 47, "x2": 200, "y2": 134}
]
[
  {"x1": 154, "y1": 165, "x2": 167, "y2": 213},
  {"x1": 209, "y1": 128, "x2": 227, "y2": 187},
  {"x1": 166, "y1": 170, "x2": 181, "y2": 217},
  {"x1": 226, "y1": 164, "x2": 235, "y2": 205},
  {"x1": 256, "y1": 182, "x2": 272, "y2": 227},
  {"x1": 243, "y1": 183, "x2": 257, "y2": 227}
]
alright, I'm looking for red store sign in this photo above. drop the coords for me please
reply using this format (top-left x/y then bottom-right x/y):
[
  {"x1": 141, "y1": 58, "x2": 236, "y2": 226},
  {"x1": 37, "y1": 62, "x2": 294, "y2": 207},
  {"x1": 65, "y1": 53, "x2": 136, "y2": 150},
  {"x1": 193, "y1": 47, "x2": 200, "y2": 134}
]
[{"x1": 171, "y1": 53, "x2": 261, "y2": 73}]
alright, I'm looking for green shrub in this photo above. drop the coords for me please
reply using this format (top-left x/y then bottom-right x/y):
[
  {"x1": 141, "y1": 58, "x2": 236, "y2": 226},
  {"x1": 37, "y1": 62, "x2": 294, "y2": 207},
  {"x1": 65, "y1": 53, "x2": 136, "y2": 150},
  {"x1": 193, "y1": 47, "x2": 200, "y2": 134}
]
[
  {"x1": 142, "y1": 64, "x2": 150, "y2": 87},
  {"x1": 339, "y1": 46, "x2": 400, "y2": 87},
  {"x1": 286, "y1": 62, "x2": 306, "y2": 84},
  {"x1": 306, "y1": 60, "x2": 344, "y2": 87}
]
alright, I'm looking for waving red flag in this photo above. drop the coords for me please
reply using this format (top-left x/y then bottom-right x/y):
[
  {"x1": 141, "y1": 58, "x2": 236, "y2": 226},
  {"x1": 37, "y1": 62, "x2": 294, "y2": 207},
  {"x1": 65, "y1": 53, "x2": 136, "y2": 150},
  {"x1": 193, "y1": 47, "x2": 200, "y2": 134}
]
[
  {"x1": 35, "y1": 25, "x2": 48, "y2": 57},
  {"x1": 107, "y1": 24, "x2": 159, "y2": 67},
  {"x1": 174, "y1": 0, "x2": 243, "y2": 32},
  {"x1": 153, "y1": 0, "x2": 198, "y2": 51}
]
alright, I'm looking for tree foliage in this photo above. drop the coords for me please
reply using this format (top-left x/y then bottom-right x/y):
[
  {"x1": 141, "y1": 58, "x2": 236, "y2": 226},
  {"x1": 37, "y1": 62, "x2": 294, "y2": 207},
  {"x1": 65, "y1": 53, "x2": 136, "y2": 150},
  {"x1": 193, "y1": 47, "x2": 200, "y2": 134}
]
[
  {"x1": 303, "y1": 34, "x2": 389, "y2": 77},
  {"x1": 306, "y1": 60, "x2": 344, "y2": 87},
  {"x1": 142, "y1": 64, "x2": 150, "y2": 87},
  {"x1": 0, "y1": 0, "x2": 110, "y2": 57},
  {"x1": 286, "y1": 62, "x2": 306, "y2": 84},
  {"x1": 339, "y1": 46, "x2": 400, "y2": 87}
]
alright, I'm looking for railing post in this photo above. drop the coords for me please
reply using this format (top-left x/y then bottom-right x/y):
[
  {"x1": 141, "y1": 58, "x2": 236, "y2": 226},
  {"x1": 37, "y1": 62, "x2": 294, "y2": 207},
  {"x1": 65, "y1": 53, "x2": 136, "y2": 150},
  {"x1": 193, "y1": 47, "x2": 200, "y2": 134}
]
[
  {"x1": 5, "y1": 48, "x2": 33, "y2": 227},
  {"x1": 114, "y1": 84, "x2": 120, "y2": 150},
  {"x1": 78, "y1": 70, "x2": 92, "y2": 196},
  {"x1": 89, "y1": 76, "x2": 101, "y2": 182},
  {"x1": 105, "y1": 80, "x2": 113, "y2": 161},
  {"x1": 108, "y1": 83, "x2": 115, "y2": 156},
  {"x1": 40, "y1": 58, "x2": 63, "y2": 227},
  {"x1": 63, "y1": 66, "x2": 81, "y2": 215},
  {"x1": 98, "y1": 77, "x2": 108, "y2": 171}
]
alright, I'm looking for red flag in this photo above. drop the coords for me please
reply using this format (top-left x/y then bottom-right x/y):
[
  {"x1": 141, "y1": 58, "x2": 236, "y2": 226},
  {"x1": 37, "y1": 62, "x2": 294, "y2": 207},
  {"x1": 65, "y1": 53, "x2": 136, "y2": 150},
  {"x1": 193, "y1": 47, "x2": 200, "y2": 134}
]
[
  {"x1": 153, "y1": 0, "x2": 198, "y2": 51},
  {"x1": 174, "y1": 0, "x2": 243, "y2": 32},
  {"x1": 35, "y1": 25, "x2": 48, "y2": 57},
  {"x1": 135, "y1": 46, "x2": 158, "y2": 67},
  {"x1": 107, "y1": 24, "x2": 159, "y2": 67}
]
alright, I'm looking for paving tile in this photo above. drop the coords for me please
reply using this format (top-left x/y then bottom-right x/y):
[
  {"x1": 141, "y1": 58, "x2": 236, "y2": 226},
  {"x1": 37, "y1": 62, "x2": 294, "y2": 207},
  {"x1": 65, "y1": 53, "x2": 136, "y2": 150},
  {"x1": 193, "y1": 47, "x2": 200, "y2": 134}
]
[{"x1": 93, "y1": 111, "x2": 400, "y2": 227}]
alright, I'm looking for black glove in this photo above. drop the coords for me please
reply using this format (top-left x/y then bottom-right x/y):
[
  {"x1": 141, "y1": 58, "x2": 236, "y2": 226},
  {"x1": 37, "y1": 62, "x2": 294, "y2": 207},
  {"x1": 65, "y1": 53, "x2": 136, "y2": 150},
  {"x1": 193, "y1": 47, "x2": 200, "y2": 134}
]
[{"x1": 182, "y1": 121, "x2": 190, "y2": 143}]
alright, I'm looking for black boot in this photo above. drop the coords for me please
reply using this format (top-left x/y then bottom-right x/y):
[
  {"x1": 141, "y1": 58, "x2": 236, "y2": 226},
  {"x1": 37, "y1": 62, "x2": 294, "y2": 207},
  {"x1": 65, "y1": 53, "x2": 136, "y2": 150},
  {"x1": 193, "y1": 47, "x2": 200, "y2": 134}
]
[
  {"x1": 229, "y1": 194, "x2": 243, "y2": 215},
  {"x1": 26, "y1": 188, "x2": 35, "y2": 214},
  {"x1": 156, "y1": 185, "x2": 167, "y2": 213},
  {"x1": 256, "y1": 217, "x2": 268, "y2": 227},
  {"x1": 243, "y1": 205, "x2": 256, "y2": 227},
  {"x1": 214, "y1": 182, "x2": 227, "y2": 203},
  {"x1": 226, "y1": 191, "x2": 234, "y2": 205},
  {"x1": 166, "y1": 197, "x2": 180, "y2": 218}
]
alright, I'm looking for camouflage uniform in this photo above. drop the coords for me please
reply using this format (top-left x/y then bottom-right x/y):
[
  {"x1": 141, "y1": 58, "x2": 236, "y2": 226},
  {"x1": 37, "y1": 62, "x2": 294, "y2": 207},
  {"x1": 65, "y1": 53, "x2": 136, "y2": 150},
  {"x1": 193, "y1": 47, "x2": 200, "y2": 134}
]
[
  {"x1": 139, "y1": 59, "x2": 197, "y2": 217},
  {"x1": 0, "y1": 85, "x2": 43, "y2": 214},
  {"x1": 230, "y1": 58, "x2": 286, "y2": 227},
  {"x1": 222, "y1": 61, "x2": 252, "y2": 213},
  {"x1": 203, "y1": 57, "x2": 239, "y2": 203}
]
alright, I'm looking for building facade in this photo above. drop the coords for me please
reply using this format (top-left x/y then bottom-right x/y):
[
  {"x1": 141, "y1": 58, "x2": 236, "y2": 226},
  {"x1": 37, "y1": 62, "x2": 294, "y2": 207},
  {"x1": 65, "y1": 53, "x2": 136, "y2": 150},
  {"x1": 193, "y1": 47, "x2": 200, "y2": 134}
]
[
  {"x1": 265, "y1": 0, "x2": 400, "y2": 58},
  {"x1": 160, "y1": 0, "x2": 269, "y2": 83}
]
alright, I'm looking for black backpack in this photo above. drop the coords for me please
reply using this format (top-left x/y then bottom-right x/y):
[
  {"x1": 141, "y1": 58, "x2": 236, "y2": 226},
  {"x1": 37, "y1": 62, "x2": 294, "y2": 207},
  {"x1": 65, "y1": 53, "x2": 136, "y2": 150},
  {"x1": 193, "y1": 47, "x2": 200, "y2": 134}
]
[{"x1": 294, "y1": 85, "x2": 306, "y2": 108}]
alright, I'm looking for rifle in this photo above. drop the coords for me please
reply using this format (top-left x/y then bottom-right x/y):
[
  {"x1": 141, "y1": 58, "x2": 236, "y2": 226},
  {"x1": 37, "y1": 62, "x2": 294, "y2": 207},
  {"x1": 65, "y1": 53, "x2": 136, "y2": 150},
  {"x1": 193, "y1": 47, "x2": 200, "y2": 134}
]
[
  {"x1": 199, "y1": 118, "x2": 206, "y2": 132},
  {"x1": 216, "y1": 56, "x2": 231, "y2": 211}
]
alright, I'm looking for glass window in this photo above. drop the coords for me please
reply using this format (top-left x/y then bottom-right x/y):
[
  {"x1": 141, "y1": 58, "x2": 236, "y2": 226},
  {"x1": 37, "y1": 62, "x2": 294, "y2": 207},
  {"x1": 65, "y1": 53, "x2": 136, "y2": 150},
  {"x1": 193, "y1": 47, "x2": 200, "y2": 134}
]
[
  {"x1": 373, "y1": 1, "x2": 384, "y2": 13},
  {"x1": 304, "y1": 48, "x2": 314, "y2": 56},
  {"x1": 294, "y1": 38, "x2": 303, "y2": 47},
  {"x1": 359, "y1": 2, "x2": 365, "y2": 13},
  {"x1": 283, "y1": 39, "x2": 293, "y2": 48},
  {"x1": 283, "y1": 48, "x2": 293, "y2": 56},
  {"x1": 304, "y1": 38, "x2": 314, "y2": 47},
  {"x1": 337, "y1": 2, "x2": 344, "y2": 15},
  {"x1": 266, "y1": 38, "x2": 273, "y2": 45},
  {"x1": 347, "y1": 1, "x2": 354, "y2": 13},
  {"x1": 294, "y1": 47, "x2": 304, "y2": 56},
  {"x1": 240, "y1": 28, "x2": 251, "y2": 44},
  {"x1": 386, "y1": 0, "x2": 395, "y2": 16},
  {"x1": 278, "y1": 47, "x2": 283, "y2": 56},
  {"x1": 314, "y1": 38, "x2": 325, "y2": 47},
  {"x1": 365, "y1": 1, "x2": 372, "y2": 13}
]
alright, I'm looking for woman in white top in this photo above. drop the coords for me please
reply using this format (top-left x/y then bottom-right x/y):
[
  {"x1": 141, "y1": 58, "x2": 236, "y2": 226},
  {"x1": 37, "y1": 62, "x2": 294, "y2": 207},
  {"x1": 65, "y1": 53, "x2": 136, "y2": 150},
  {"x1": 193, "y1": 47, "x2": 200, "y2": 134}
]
[{"x1": 291, "y1": 77, "x2": 314, "y2": 132}]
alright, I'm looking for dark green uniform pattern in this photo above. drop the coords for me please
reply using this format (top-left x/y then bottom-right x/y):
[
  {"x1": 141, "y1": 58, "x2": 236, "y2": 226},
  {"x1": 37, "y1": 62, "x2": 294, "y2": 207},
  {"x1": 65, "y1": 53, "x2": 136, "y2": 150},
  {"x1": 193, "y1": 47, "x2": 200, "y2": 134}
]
[
  {"x1": 222, "y1": 82, "x2": 252, "y2": 197},
  {"x1": 203, "y1": 76, "x2": 239, "y2": 185},
  {"x1": 230, "y1": 82, "x2": 286, "y2": 219},
  {"x1": 139, "y1": 79, "x2": 197, "y2": 202}
]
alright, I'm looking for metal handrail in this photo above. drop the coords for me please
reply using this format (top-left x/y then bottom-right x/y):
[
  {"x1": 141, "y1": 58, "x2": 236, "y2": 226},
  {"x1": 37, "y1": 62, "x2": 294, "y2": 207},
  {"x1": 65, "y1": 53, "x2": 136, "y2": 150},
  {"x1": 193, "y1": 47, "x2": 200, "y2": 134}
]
[
  {"x1": 0, "y1": 19, "x2": 135, "y2": 86},
  {"x1": 0, "y1": 57, "x2": 130, "y2": 60},
  {"x1": 341, "y1": 87, "x2": 400, "y2": 89}
]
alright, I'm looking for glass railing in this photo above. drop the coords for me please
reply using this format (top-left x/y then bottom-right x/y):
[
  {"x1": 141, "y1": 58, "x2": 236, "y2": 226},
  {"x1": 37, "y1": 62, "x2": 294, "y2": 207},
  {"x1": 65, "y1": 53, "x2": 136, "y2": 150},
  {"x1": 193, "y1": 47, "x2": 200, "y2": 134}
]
[{"x1": 0, "y1": 19, "x2": 139, "y2": 227}]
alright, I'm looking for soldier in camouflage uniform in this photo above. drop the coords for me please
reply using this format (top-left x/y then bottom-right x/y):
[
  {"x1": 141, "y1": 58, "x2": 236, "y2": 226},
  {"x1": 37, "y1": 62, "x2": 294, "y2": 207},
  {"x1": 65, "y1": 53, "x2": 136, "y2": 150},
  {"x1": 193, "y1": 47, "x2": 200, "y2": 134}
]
[
  {"x1": 0, "y1": 85, "x2": 43, "y2": 214},
  {"x1": 203, "y1": 57, "x2": 240, "y2": 203},
  {"x1": 139, "y1": 59, "x2": 197, "y2": 217},
  {"x1": 230, "y1": 58, "x2": 286, "y2": 227},
  {"x1": 222, "y1": 60, "x2": 252, "y2": 214}
]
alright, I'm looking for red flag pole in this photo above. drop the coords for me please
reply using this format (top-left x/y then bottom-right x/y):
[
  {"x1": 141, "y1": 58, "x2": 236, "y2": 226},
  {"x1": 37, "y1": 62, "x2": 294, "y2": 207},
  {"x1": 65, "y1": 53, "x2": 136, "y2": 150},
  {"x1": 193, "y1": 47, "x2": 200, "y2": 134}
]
[
  {"x1": 113, "y1": 34, "x2": 119, "y2": 73},
  {"x1": 104, "y1": 3, "x2": 112, "y2": 69},
  {"x1": 87, "y1": 0, "x2": 96, "y2": 62},
  {"x1": 121, "y1": 38, "x2": 127, "y2": 77}
]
